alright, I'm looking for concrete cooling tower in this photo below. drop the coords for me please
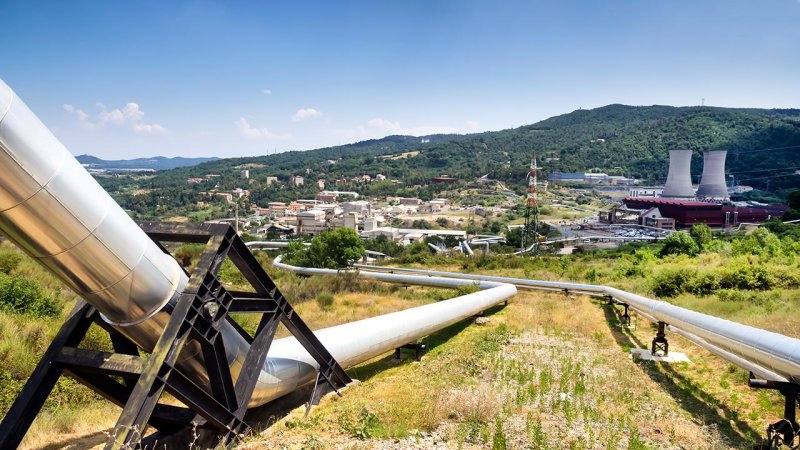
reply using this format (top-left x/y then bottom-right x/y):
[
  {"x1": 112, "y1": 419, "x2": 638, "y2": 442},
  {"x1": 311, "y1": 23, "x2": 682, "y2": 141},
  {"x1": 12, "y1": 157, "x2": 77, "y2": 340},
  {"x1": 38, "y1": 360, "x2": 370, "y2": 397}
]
[
  {"x1": 661, "y1": 149, "x2": 695, "y2": 198},
  {"x1": 696, "y1": 150, "x2": 729, "y2": 199}
]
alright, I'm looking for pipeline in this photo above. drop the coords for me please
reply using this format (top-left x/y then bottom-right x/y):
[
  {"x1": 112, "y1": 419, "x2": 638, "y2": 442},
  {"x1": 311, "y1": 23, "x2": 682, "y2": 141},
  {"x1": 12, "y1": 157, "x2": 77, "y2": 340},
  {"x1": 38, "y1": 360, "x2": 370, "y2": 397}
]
[
  {"x1": 354, "y1": 264, "x2": 800, "y2": 384},
  {"x1": 0, "y1": 80, "x2": 516, "y2": 408}
]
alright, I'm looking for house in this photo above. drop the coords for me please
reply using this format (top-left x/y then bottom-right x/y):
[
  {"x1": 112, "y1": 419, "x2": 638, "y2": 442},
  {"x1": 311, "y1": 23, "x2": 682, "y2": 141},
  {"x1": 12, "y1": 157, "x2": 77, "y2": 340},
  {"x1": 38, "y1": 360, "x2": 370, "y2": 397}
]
[
  {"x1": 432, "y1": 175, "x2": 457, "y2": 184},
  {"x1": 290, "y1": 175, "x2": 304, "y2": 187},
  {"x1": 426, "y1": 198, "x2": 450, "y2": 212},
  {"x1": 375, "y1": 174, "x2": 386, "y2": 181},
  {"x1": 399, "y1": 197, "x2": 422, "y2": 206},
  {"x1": 265, "y1": 176, "x2": 279, "y2": 186},
  {"x1": 296, "y1": 209, "x2": 328, "y2": 235},
  {"x1": 343, "y1": 201, "x2": 371, "y2": 218},
  {"x1": 231, "y1": 188, "x2": 249, "y2": 198},
  {"x1": 316, "y1": 179, "x2": 325, "y2": 190},
  {"x1": 316, "y1": 192, "x2": 337, "y2": 203}
]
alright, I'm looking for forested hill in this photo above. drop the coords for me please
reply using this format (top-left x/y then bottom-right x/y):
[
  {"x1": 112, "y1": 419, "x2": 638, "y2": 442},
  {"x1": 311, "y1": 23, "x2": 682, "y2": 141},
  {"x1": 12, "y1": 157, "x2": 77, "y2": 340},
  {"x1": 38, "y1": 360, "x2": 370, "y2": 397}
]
[
  {"x1": 99, "y1": 104, "x2": 800, "y2": 216},
  {"x1": 77, "y1": 155, "x2": 219, "y2": 171}
]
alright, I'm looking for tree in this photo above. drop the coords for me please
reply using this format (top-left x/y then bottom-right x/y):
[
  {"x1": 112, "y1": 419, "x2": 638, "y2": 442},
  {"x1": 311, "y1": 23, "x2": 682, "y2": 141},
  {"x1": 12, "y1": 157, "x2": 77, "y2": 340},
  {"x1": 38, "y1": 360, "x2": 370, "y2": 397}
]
[
  {"x1": 689, "y1": 223, "x2": 712, "y2": 249},
  {"x1": 288, "y1": 228, "x2": 366, "y2": 269},
  {"x1": 505, "y1": 227, "x2": 523, "y2": 249},
  {"x1": 659, "y1": 231, "x2": 699, "y2": 257}
]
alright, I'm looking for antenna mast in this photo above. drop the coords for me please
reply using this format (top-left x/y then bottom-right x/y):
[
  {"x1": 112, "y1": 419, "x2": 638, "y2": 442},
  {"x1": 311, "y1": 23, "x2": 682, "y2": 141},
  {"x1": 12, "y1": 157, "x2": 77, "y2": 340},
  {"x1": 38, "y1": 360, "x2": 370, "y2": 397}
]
[{"x1": 521, "y1": 152, "x2": 540, "y2": 252}]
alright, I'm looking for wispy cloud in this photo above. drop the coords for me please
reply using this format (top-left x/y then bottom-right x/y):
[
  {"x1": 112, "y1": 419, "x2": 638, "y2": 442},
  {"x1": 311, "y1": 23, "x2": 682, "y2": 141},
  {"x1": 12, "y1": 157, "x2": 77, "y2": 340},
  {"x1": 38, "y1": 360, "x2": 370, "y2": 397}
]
[
  {"x1": 234, "y1": 117, "x2": 292, "y2": 140},
  {"x1": 63, "y1": 102, "x2": 166, "y2": 133},
  {"x1": 291, "y1": 107, "x2": 323, "y2": 121},
  {"x1": 465, "y1": 120, "x2": 480, "y2": 130},
  {"x1": 262, "y1": 89, "x2": 272, "y2": 95}
]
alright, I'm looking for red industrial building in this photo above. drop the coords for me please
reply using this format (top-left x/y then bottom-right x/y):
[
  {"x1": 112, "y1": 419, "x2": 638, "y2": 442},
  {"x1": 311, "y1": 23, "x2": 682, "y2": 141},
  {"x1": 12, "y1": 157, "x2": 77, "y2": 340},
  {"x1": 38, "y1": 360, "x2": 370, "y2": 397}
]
[{"x1": 621, "y1": 197, "x2": 787, "y2": 228}]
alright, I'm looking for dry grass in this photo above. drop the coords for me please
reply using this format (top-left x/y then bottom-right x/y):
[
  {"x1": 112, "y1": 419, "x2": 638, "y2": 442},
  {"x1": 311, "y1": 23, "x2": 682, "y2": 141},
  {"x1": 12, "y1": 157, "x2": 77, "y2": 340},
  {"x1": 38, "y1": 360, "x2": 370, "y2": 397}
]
[
  {"x1": 241, "y1": 291, "x2": 761, "y2": 449},
  {"x1": 21, "y1": 403, "x2": 119, "y2": 450}
]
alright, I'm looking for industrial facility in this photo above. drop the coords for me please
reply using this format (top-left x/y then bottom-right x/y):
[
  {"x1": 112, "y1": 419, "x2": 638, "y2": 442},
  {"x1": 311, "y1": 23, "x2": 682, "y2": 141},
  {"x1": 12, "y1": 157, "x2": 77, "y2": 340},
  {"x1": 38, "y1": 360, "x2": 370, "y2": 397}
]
[{"x1": 601, "y1": 148, "x2": 786, "y2": 228}]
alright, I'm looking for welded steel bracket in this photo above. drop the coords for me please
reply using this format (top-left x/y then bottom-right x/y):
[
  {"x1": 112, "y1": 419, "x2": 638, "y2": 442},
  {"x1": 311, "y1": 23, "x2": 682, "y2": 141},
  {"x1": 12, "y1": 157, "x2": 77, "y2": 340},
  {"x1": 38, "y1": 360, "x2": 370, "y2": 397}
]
[
  {"x1": 651, "y1": 321, "x2": 669, "y2": 356},
  {"x1": 749, "y1": 374, "x2": 799, "y2": 449},
  {"x1": 620, "y1": 303, "x2": 632, "y2": 328},
  {"x1": 393, "y1": 342, "x2": 427, "y2": 361},
  {"x1": 0, "y1": 222, "x2": 351, "y2": 449}
]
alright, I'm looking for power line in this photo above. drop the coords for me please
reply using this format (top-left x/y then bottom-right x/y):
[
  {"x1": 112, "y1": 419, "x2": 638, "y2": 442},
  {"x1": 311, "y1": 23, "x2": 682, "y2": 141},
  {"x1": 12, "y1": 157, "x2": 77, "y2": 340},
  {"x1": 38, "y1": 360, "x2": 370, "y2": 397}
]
[
  {"x1": 730, "y1": 166, "x2": 800, "y2": 175},
  {"x1": 728, "y1": 144, "x2": 800, "y2": 154},
  {"x1": 736, "y1": 172, "x2": 800, "y2": 183}
]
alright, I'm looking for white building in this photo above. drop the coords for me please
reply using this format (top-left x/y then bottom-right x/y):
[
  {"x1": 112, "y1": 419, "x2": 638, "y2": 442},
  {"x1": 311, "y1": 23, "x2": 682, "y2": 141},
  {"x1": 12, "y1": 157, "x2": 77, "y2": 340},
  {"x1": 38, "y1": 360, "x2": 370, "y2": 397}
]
[{"x1": 629, "y1": 186, "x2": 664, "y2": 198}]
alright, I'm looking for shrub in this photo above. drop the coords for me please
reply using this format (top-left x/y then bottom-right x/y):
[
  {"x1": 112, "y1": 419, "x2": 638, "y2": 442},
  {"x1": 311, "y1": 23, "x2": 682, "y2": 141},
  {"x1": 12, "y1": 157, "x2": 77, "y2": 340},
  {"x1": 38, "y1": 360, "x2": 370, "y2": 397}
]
[
  {"x1": 0, "y1": 250, "x2": 22, "y2": 275},
  {"x1": 0, "y1": 274, "x2": 60, "y2": 317},
  {"x1": 651, "y1": 267, "x2": 697, "y2": 297},
  {"x1": 659, "y1": 232, "x2": 699, "y2": 257},
  {"x1": 717, "y1": 263, "x2": 775, "y2": 291},
  {"x1": 316, "y1": 293, "x2": 334, "y2": 310},
  {"x1": 690, "y1": 223, "x2": 712, "y2": 249},
  {"x1": 685, "y1": 271, "x2": 721, "y2": 296}
]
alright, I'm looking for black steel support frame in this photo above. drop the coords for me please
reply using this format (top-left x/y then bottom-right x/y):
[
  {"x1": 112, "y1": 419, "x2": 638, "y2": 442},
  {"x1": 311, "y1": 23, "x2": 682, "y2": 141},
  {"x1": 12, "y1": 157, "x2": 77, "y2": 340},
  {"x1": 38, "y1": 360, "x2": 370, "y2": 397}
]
[
  {"x1": 393, "y1": 342, "x2": 427, "y2": 362},
  {"x1": 651, "y1": 321, "x2": 669, "y2": 357},
  {"x1": 619, "y1": 303, "x2": 631, "y2": 328},
  {"x1": 750, "y1": 374, "x2": 800, "y2": 448},
  {"x1": 0, "y1": 222, "x2": 351, "y2": 449}
]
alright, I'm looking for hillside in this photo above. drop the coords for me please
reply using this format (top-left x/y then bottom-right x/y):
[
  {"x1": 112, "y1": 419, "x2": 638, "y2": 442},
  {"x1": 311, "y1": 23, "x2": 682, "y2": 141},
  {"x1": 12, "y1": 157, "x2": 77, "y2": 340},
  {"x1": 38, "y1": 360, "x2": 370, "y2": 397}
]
[
  {"x1": 93, "y1": 104, "x2": 800, "y2": 218},
  {"x1": 76, "y1": 154, "x2": 219, "y2": 171}
]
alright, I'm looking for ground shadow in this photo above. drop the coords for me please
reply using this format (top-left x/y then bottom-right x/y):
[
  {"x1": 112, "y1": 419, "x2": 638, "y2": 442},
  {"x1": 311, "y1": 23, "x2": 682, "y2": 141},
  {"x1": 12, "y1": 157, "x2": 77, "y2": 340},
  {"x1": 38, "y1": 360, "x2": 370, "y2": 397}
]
[
  {"x1": 32, "y1": 430, "x2": 111, "y2": 450},
  {"x1": 599, "y1": 300, "x2": 763, "y2": 447}
]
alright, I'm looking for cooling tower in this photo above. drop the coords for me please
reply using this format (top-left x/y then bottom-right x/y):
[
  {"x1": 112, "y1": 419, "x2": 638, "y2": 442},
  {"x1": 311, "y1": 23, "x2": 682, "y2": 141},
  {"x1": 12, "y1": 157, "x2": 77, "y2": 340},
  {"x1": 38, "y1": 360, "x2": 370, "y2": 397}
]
[
  {"x1": 696, "y1": 150, "x2": 729, "y2": 199},
  {"x1": 661, "y1": 149, "x2": 695, "y2": 198}
]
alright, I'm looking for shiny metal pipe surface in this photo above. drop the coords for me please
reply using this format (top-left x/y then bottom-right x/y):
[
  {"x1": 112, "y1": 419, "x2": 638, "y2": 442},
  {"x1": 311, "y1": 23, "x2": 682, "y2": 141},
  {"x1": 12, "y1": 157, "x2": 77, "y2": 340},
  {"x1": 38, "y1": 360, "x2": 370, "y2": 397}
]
[
  {"x1": 355, "y1": 263, "x2": 800, "y2": 384},
  {"x1": 0, "y1": 80, "x2": 185, "y2": 326}
]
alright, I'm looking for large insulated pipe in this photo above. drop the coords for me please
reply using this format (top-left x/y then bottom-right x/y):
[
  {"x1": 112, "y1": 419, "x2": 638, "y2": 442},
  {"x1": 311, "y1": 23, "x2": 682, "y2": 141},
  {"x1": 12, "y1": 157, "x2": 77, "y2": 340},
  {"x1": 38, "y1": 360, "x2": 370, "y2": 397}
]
[
  {"x1": 661, "y1": 149, "x2": 695, "y2": 198},
  {"x1": 0, "y1": 79, "x2": 517, "y2": 408},
  {"x1": 354, "y1": 264, "x2": 800, "y2": 383},
  {"x1": 696, "y1": 150, "x2": 729, "y2": 199}
]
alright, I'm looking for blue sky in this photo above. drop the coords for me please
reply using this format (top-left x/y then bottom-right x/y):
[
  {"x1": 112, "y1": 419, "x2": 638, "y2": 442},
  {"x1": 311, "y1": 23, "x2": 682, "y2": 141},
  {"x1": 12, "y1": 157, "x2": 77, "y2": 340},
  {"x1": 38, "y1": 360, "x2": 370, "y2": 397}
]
[{"x1": 2, "y1": 1, "x2": 799, "y2": 159}]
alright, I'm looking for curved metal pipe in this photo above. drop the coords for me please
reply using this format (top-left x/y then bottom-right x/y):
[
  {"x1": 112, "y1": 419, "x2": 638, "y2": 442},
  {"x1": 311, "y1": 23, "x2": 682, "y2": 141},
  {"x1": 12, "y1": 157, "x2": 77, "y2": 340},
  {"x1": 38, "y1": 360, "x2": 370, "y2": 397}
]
[{"x1": 355, "y1": 263, "x2": 800, "y2": 384}]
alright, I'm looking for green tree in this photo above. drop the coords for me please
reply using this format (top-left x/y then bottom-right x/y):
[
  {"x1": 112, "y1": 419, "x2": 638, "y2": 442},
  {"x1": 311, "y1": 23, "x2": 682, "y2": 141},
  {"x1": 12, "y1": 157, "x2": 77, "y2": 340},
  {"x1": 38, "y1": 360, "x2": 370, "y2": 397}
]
[
  {"x1": 689, "y1": 223, "x2": 712, "y2": 249},
  {"x1": 287, "y1": 228, "x2": 366, "y2": 269},
  {"x1": 659, "y1": 231, "x2": 699, "y2": 257}
]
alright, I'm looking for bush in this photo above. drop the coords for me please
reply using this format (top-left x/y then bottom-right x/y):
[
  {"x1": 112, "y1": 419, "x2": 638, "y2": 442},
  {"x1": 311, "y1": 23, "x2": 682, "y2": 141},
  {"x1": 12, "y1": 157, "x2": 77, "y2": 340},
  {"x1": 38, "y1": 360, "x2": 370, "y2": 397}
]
[
  {"x1": 284, "y1": 228, "x2": 365, "y2": 269},
  {"x1": 316, "y1": 293, "x2": 334, "y2": 310},
  {"x1": 652, "y1": 267, "x2": 697, "y2": 297},
  {"x1": 0, "y1": 250, "x2": 22, "y2": 275},
  {"x1": 690, "y1": 224, "x2": 712, "y2": 249},
  {"x1": 0, "y1": 274, "x2": 60, "y2": 317},
  {"x1": 717, "y1": 263, "x2": 775, "y2": 291},
  {"x1": 685, "y1": 271, "x2": 721, "y2": 296},
  {"x1": 659, "y1": 232, "x2": 699, "y2": 257}
]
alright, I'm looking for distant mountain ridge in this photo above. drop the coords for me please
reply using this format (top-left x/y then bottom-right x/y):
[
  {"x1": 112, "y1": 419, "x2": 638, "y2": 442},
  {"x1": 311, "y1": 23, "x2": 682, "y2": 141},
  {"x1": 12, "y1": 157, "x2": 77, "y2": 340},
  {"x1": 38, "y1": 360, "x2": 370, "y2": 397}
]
[
  {"x1": 90, "y1": 104, "x2": 800, "y2": 217},
  {"x1": 76, "y1": 154, "x2": 219, "y2": 171}
]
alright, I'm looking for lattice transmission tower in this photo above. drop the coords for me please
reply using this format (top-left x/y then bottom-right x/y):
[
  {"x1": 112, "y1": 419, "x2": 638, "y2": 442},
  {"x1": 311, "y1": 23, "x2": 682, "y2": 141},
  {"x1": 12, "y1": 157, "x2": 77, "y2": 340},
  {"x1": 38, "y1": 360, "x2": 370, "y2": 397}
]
[{"x1": 521, "y1": 152, "x2": 540, "y2": 252}]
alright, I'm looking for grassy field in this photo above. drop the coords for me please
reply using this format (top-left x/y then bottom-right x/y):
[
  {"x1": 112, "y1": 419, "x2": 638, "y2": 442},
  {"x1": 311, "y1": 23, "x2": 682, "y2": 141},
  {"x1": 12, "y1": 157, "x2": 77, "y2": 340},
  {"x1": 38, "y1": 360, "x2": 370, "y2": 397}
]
[{"x1": 2, "y1": 223, "x2": 798, "y2": 449}]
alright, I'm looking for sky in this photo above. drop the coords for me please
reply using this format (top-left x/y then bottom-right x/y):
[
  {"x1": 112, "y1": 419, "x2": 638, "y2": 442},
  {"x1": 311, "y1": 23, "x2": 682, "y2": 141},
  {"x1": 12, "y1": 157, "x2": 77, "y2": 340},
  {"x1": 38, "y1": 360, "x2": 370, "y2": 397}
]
[{"x1": 1, "y1": 0, "x2": 799, "y2": 159}]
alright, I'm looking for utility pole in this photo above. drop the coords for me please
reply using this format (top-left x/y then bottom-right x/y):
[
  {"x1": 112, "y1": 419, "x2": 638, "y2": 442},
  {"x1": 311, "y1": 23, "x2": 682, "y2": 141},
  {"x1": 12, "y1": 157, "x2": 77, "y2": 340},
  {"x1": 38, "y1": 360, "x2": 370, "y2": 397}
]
[{"x1": 521, "y1": 152, "x2": 540, "y2": 252}]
